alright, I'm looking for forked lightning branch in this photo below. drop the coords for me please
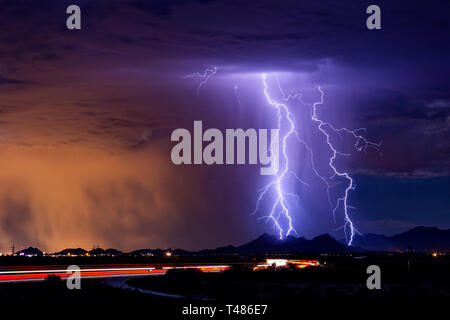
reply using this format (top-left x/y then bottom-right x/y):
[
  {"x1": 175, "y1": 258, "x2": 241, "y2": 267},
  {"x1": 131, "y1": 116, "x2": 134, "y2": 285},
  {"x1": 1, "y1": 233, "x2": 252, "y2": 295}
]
[{"x1": 175, "y1": 69, "x2": 379, "y2": 244}]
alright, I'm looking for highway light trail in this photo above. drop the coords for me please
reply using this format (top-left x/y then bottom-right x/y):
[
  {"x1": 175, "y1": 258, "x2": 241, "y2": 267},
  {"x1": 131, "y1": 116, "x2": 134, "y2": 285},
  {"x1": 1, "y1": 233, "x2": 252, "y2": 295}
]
[
  {"x1": 0, "y1": 261, "x2": 319, "y2": 282},
  {"x1": 0, "y1": 264, "x2": 231, "y2": 282}
]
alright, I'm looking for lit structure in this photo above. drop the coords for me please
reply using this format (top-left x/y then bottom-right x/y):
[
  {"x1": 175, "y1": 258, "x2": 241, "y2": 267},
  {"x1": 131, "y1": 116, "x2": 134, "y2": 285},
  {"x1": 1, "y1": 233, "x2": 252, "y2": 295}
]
[{"x1": 254, "y1": 259, "x2": 320, "y2": 270}]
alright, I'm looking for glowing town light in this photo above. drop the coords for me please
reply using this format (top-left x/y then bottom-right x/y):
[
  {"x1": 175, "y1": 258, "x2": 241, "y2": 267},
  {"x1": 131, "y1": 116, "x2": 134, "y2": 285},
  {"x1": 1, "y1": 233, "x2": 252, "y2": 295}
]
[{"x1": 266, "y1": 259, "x2": 288, "y2": 267}]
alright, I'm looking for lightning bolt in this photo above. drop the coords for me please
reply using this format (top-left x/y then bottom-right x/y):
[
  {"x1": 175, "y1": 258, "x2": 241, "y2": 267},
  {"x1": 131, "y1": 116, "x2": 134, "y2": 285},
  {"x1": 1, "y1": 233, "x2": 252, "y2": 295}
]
[
  {"x1": 253, "y1": 73, "x2": 380, "y2": 245},
  {"x1": 184, "y1": 67, "x2": 217, "y2": 96},
  {"x1": 308, "y1": 87, "x2": 381, "y2": 245},
  {"x1": 251, "y1": 73, "x2": 308, "y2": 239},
  {"x1": 183, "y1": 68, "x2": 379, "y2": 246}
]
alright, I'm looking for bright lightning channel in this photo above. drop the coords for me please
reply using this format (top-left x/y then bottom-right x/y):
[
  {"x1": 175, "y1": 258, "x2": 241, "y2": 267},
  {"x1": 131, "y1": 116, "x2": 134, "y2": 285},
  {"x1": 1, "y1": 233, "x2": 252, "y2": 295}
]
[
  {"x1": 184, "y1": 68, "x2": 380, "y2": 246},
  {"x1": 254, "y1": 73, "x2": 380, "y2": 245},
  {"x1": 251, "y1": 73, "x2": 308, "y2": 239}
]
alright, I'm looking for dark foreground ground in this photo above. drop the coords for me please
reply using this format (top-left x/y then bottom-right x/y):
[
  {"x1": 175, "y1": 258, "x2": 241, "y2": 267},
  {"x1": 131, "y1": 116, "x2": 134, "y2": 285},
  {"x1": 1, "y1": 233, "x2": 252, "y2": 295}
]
[{"x1": 0, "y1": 253, "x2": 448, "y2": 318}]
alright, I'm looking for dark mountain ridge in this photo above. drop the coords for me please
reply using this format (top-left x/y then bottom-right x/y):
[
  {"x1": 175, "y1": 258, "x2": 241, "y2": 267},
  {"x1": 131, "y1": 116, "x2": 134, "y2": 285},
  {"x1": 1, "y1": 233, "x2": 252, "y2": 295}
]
[
  {"x1": 197, "y1": 233, "x2": 365, "y2": 255},
  {"x1": 15, "y1": 226, "x2": 449, "y2": 256},
  {"x1": 15, "y1": 247, "x2": 43, "y2": 256},
  {"x1": 350, "y1": 226, "x2": 450, "y2": 252}
]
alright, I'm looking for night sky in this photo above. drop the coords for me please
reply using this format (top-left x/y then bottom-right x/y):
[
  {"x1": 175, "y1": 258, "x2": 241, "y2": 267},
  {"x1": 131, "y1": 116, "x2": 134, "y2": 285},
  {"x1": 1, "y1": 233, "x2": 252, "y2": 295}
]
[{"x1": 0, "y1": 0, "x2": 449, "y2": 252}]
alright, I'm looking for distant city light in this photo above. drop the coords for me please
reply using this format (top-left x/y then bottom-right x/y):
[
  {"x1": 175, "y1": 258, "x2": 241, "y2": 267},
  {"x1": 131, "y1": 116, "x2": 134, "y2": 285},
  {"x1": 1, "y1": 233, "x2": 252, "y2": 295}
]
[
  {"x1": 266, "y1": 259, "x2": 288, "y2": 267},
  {"x1": 253, "y1": 259, "x2": 320, "y2": 270}
]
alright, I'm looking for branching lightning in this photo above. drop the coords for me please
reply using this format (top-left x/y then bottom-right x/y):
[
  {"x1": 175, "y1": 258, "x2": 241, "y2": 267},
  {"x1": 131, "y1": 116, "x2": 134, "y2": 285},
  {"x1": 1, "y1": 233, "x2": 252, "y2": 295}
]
[
  {"x1": 184, "y1": 68, "x2": 380, "y2": 246},
  {"x1": 308, "y1": 87, "x2": 381, "y2": 244},
  {"x1": 184, "y1": 67, "x2": 217, "y2": 96},
  {"x1": 251, "y1": 73, "x2": 308, "y2": 239},
  {"x1": 253, "y1": 73, "x2": 380, "y2": 245}
]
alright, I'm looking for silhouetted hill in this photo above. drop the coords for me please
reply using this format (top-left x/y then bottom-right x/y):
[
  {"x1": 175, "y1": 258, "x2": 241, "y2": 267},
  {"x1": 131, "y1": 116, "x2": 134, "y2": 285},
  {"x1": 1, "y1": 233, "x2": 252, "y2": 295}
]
[
  {"x1": 49, "y1": 233, "x2": 364, "y2": 256},
  {"x1": 89, "y1": 248, "x2": 123, "y2": 256},
  {"x1": 304, "y1": 234, "x2": 363, "y2": 253},
  {"x1": 129, "y1": 248, "x2": 166, "y2": 256},
  {"x1": 350, "y1": 226, "x2": 450, "y2": 252},
  {"x1": 199, "y1": 233, "x2": 364, "y2": 255},
  {"x1": 15, "y1": 247, "x2": 43, "y2": 256},
  {"x1": 172, "y1": 248, "x2": 191, "y2": 255},
  {"x1": 236, "y1": 233, "x2": 284, "y2": 254},
  {"x1": 105, "y1": 248, "x2": 123, "y2": 256},
  {"x1": 54, "y1": 248, "x2": 87, "y2": 256},
  {"x1": 89, "y1": 248, "x2": 106, "y2": 255},
  {"x1": 17, "y1": 226, "x2": 449, "y2": 256},
  {"x1": 391, "y1": 226, "x2": 450, "y2": 251},
  {"x1": 198, "y1": 244, "x2": 237, "y2": 255},
  {"x1": 348, "y1": 233, "x2": 399, "y2": 251}
]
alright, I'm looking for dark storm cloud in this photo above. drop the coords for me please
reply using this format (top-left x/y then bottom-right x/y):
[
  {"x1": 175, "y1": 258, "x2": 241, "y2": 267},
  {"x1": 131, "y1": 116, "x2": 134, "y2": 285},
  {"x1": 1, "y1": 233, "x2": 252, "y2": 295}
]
[
  {"x1": 364, "y1": 91, "x2": 444, "y2": 121},
  {"x1": 131, "y1": 0, "x2": 215, "y2": 16},
  {"x1": 0, "y1": 0, "x2": 448, "y2": 171},
  {"x1": 1, "y1": 0, "x2": 447, "y2": 73},
  {"x1": 0, "y1": 0, "x2": 448, "y2": 250},
  {"x1": 0, "y1": 76, "x2": 30, "y2": 86},
  {"x1": 346, "y1": 88, "x2": 450, "y2": 177}
]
